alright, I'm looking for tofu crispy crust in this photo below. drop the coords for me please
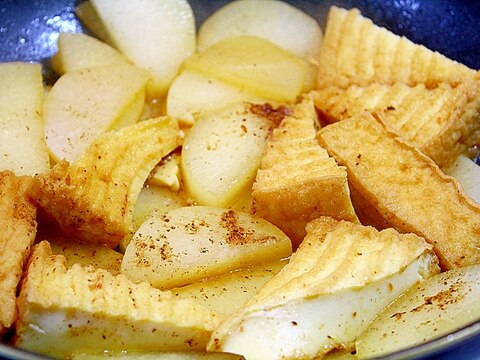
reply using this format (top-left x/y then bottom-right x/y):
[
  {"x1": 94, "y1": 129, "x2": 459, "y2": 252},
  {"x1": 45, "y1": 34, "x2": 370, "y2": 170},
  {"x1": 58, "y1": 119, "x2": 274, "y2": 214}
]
[
  {"x1": 317, "y1": 7, "x2": 479, "y2": 89},
  {"x1": 29, "y1": 117, "x2": 180, "y2": 248},
  {"x1": 317, "y1": 113, "x2": 480, "y2": 269},
  {"x1": 314, "y1": 80, "x2": 480, "y2": 167},
  {"x1": 14, "y1": 241, "x2": 219, "y2": 358},
  {"x1": 252, "y1": 95, "x2": 358, "y2": 246},
  {"x1": 0, "y1": 171, "x2": 36, "y2": 334},
  {"x1": 249, "y1": 217, "x2": 439, "y2": 307},
  {"x1": 208, "y1": 216, "x2": 439, "y2": 358}
]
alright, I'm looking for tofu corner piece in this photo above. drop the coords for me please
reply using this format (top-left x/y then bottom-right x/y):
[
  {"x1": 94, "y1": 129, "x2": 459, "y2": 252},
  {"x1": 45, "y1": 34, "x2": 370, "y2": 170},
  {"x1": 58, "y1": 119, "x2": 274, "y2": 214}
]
[
  {"x1": 0, "y1": 171, "x2": 37, "y2": 335},
  {"x1": 252, "y1": 94, "x2": 358, "y2": 247},
  {"x1": 14, "y1": 241, "x2": 220, "y2": 359},
  {"x1": 317, "y1": 112, "x2": 480, "y2": 270},
  {"x1": 314, "y1": 80, "x2": 480, "y2": 168},
  {"x1": 207, "y1": 216, "x2": 439, "y2": 360},
  {"x1": 29, "y1": 117, "x2": 181, "y2": 248},
  {"x1": 317, "y1": 6, "x2": 479, "y2": 89}
]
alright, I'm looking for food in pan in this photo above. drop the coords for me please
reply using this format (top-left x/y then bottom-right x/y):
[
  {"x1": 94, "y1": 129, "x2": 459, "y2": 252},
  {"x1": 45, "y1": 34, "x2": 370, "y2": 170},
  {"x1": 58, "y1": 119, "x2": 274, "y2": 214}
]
[
  {"x1": 89, "y1": 0, "x2": 196, "y2": 98},
  {"x1": 0, "y1": 172, "x2": 37, "y2": 335},
  {"x1": 0, "y1": 63, "x2": 50, "y2": 176},
  {"x1": 208, "y1": 216, "x2": 439, "y2": 359},
  {"x1": 30, "y1": 117, "x2": 181, "y2": 248},
  {"x1": 317, "y1": 6, "x2": 479, "y2": 89},
  {"x1": 355, "y1": 263, "x2": 480, "y2": 358},
  {"x1": 0, "y1": 0, "x2": 479, "y2": 359},
  {"x1": 51, "y1": 32, "x2": 128, "y2": 75},
  {"x1": 43, "y1": 63, "x2": 150, "y2": 163},
  {"x1": 14, "y1": 241, "x2": 220, "y2": 358},
  {"x1": 317, "y1": 112, "x2": 480, "y2": 270},
  {"x1": 121, "y1": 206, "x2": 292, "y2": 290},
  {"x1": 252, "y1": 94, "x2": 358, "y2": 246},
  {"x1": 314, "y1": 80, "x2": 480, "y2": 168}
]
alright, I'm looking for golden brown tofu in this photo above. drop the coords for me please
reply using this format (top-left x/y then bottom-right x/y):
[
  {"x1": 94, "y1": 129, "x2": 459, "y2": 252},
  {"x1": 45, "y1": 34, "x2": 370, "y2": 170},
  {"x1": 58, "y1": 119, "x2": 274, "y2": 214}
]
[
  {"x1": 317, "y1": 6, "x2": 479, "y2": 89},
  {"x1": 317, "y1": 112, "x2": 480, "y2": 270},
  {"x1": 252, "y1": 95, "x2": 358, "y2": 247},
  {"x1": 14, "y1": 241, "x2": 220, "y2": 359},
  {"x1": 208, "y1": 217, "x2": 439, "y2": 359},
  {"x1": 29, "y1": 117, "x2": 180, "y2": 248},
  {"x1": 314, "y1": 80, "x2": 480, "y2": 167},
  {"x1": 0, "y1": 171, "x2": 36, "y2": 334}
]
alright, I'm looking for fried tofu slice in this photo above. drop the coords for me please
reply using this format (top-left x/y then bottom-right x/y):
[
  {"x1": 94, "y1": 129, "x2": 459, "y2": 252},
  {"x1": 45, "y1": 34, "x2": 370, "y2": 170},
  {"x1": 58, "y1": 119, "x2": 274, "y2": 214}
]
[
  {"x1": 29, "y1": 117, "x2": 180, "y2": 248},
  {"x1": 317, "y1": 112, "x2": 480, "y2": 270},
  {"x1": 208, "y1": 217, "x2": 439, "y2": 360},
  {"x1": 317, "y1": 6, "x2": 479, "y2": 89},
  {"x1": 314, "y1": 80, "x2": 480, "y2": 167},
  {"x1": 252, "y1": 95, "x2": 358, "y2": 247},
  {"x1": 0, "y1": 171, "x2": 37, "y2": 335},
  {"x1": 14, "y1": 241, "x2": 220, "y2": 359}
]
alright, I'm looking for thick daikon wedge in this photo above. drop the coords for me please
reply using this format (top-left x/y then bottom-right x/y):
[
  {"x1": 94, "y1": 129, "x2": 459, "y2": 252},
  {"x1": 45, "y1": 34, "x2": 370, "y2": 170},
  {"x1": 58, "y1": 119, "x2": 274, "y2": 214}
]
[
  {"x1": 229, "y1": 189, "x2": 255, "y2": 214},
  {"x1": 356, "y1": 264, "x2": 480, "y2": 358},
  {"x1": 198, "y1": 0, "x2": 322, "y2": 62},
  {"x1": 121, "y1": 206, "x2": 292, "y2": 290},
  {"x1": 51, "y1": 32, "x2": 128, "y2": 75},
  {"x1": 173, "y1": 259, "x2": 287, "y2": 317},
  {"x1": 48, "y1": 237, "x2": 123, "y2": 275},
  {"x1": 443, "y1": 155, "x2": 480, "y2": 203},
  {"x1": 113, "y1": 89, "x2": 146, "y2": 130},
  {"x1": 44, "y1": 63, "x2": 149, "y2": 162},
  {"x1": 90, "y1": 0, "x2": 196, "y2": 98},
  {"x1": 133, "y1": 186, "x2": 186, "y2": 230},
  {"x1": 15, "y1": 241, "x2": 220, "y2": 359},
  {"x1": 184, "y1": 36, "x2": 309, "y2": 102},
  {"x1": 118, "y1": 184, "x2": 187, "y2": 253},
  {"x1": 0, "y1": 62, "x2": 50, "y2": 175},
  {"x1": 181, "y1": 102, "x2": 282, "y2": 208},
  {"x1": 166, "y1": 70, "x2": 267, "y2": 125},
  {"x1": 75, "y1": 1, "x2": 112, "y2": 44}
]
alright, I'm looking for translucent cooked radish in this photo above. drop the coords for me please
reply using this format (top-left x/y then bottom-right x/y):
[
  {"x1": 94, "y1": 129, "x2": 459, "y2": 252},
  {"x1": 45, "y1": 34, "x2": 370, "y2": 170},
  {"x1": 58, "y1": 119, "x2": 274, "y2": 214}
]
[
  {"x1": 166, "y1": 70, "x2": 267, "y2": 125},
  {"x1": 118, "y1": 184, "x2": 187, "y2": 253},
  {"x1": 173, "y1": 259, "x2": 287, "y2": 317},
  {"x1": 0, "y1": 62, "x2": 50, "y2": 176},
  {"x1": 90, "y1": 0, "x2": 196, "y2": 98},
  {"x1": 75, "y1": 1, "x2": 112, "y2": 44},
  {"x1": 48, "y1": 237, "x2": 123, "y2": 275},
  {"x1": 44, "y1": 63, "x2": 149, "y2": 162},
  {"x1": 112, "y1": 90, "x2": 146, "y2": 130},
  {"x1": 51, "y1": 32, "x2": 128, "y2": 75},
  {"x1": 443, "y1": 155, "x2": 480, "y2": 203},
  {"x1": 181, "y1": 102, "x2": 279, "y2": 208},
  {"x1": 184, "y1": 36, "x2": 309, "y2": 102},
  {"x1": 355, "y1": 265, "x2": 480, "y2": 358},
  {"x1": 133, "y1": 186, "x2": 186, "y2": 230},
  {"x1": 121, "y1": 206, "x2": 292, "y2": 290},
  {"x1": 198, "y1": 0, "x2": 322, "y2": 62}
]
